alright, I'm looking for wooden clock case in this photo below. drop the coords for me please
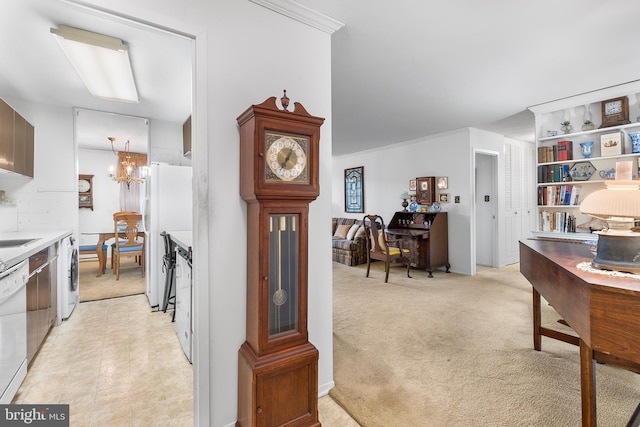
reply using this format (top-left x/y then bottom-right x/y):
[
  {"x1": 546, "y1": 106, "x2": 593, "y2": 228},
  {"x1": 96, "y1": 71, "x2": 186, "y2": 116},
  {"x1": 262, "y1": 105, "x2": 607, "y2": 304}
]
[
  {"x1": 78, "y1": 174, "x2": 94, "y2": 210},
  {"x1": 237, "y1": 94, "x2": 324, "y2": 427},
  {"x1": 415, "y1": 176, "x2": 436, "y2": 205}
]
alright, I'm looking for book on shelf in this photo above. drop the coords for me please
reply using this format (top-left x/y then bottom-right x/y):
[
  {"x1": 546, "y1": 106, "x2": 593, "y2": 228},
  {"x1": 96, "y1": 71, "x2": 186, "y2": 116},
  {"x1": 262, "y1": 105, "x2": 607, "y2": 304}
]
[
  {"x1": 538, "y1": 141, "x2": 574, "y2": 163},
  {"x1": 537, "y1": 147, "x2": 547, "y2": 163},
  {"x1": 569, "y1": 186, "x2": 581, "y2": 205},
  {"x1": 538, "y1": 185, "x2": 578, "y2": 206},
  {"x1": 537, "y1": 164, "x2": 572, "y2": 183},
  {"x1": 563, "y1": 185, "x2": 572, "y2": 205},
  {"x1": 539, "y1": 210, "x2": 577, "y2": 233},
  {"x1": 556, "y1": 140, "x2": 573, "y2": 161}
]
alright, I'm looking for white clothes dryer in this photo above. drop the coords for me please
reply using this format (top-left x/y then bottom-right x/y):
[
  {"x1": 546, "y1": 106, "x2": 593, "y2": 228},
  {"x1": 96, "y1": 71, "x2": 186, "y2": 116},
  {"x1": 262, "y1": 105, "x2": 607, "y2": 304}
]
[{"x1": 57, "y1": 235, "x2": 78, "y2": 321}]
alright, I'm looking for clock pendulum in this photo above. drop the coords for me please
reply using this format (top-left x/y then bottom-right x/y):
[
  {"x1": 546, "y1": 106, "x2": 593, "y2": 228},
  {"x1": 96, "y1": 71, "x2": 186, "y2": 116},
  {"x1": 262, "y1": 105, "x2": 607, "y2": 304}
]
[
  {"x1": 237, "y1": 91, "x2": 324, "y2": 427},
  {"x1": 272, "y1": 216, "x2": 288, "y2": 308}
]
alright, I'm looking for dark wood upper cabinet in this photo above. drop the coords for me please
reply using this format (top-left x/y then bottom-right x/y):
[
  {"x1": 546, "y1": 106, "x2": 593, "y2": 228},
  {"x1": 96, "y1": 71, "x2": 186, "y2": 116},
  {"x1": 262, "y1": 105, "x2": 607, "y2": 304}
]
[
  {"x1": 0, "y1": 98, "x2": 14, "y2": 172},
  {"x1": 0, "y1": 98, "x2": 34, "y2": 177},
  {"x1": 13, "y1": 112, "x2": 27, "y2": 175}
]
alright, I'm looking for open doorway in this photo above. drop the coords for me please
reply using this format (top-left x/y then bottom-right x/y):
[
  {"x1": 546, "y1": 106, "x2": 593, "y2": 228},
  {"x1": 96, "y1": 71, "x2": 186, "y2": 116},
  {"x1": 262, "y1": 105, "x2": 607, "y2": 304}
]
[
  {"x1": 474, "y1": 151, "x2": 498, "y2": 269},
  {"x1": 75, "y1": 109, "x2": 150, "y2": 301}
]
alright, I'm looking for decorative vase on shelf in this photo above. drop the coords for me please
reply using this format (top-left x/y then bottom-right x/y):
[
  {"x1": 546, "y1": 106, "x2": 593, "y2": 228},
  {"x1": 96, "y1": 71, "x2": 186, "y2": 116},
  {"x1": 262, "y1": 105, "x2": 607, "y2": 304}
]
[
  {"x1": 580, "y1": 141, "x2": 594, "y2": 158},
  {"x1": 629, "y1": 132, "x2": 640, "y2": 154},
  {"x1": 408, "y1": 196, "x2": 419, "y2": 212},
  {"x1": 428, "y1": 201, "x2": 441, "y2": 213}
]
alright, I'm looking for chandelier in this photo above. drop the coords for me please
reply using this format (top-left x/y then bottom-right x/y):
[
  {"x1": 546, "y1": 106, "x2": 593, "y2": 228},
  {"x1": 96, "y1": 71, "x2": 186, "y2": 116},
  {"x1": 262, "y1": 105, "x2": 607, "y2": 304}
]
[{"x1": 107, "y1": 137, "x2": 144, "y2": 189}]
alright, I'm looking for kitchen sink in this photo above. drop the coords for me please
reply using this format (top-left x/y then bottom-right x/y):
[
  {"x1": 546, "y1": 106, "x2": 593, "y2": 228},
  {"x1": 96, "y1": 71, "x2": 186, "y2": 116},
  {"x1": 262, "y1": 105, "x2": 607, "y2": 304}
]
[{"x1": 0, "y1": 238, "x2": 39, "y2": 248}]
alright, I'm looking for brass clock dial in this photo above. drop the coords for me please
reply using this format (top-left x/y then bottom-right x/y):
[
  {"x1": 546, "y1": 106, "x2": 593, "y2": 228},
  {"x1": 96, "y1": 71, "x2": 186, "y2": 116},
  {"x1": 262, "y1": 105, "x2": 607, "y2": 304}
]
[{"x1": 265, "y1": 132, "x2": 309, "y2": 183}]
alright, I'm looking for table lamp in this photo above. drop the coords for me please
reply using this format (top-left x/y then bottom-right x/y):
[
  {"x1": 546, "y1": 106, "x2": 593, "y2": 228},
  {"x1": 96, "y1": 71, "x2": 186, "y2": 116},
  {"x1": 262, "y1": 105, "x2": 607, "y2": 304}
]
[
  {"x1": 400, "y1": 192, "x2": 409, "y2": 212},
  {"x1": 579, "y1": 161, "x2": 640, "y2": 273}
]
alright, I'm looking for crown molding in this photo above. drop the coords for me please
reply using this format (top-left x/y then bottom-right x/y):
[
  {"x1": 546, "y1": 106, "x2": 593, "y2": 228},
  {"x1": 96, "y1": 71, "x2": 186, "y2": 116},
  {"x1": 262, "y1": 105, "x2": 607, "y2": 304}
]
[{"x1": 249, "y1": 0, "x2": 345, "y2": 34}]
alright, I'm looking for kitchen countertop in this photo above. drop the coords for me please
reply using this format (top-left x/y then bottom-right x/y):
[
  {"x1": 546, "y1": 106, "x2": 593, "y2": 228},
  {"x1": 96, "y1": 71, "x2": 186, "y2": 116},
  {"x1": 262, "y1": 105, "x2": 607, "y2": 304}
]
[
  {"x1": 0, "y1": 230, "x2": 72, "y2": 272},
  {"x1": 167, "y1": 230, "x2": 192, "y2": 252}
]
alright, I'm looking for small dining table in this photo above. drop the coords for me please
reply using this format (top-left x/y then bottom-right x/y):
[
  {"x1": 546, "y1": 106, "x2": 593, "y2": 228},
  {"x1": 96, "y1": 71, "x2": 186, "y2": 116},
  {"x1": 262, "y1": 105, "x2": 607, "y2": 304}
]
[{"x1": 82, "y1": 229, "x2": 145, "y2": 277}]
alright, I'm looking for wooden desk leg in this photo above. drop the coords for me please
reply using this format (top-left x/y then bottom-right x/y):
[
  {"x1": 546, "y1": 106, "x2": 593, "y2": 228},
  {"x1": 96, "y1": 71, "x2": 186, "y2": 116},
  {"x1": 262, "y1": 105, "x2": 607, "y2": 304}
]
[
  {"x1": 580, "y1": 339, "x2": 597, "y2": 427},
  {"x1": 532, "y1": 287, "x2": 541, "y2": 351},
  {"x1": 96, "y1": 235, "x2": 107, "y2": 277}
]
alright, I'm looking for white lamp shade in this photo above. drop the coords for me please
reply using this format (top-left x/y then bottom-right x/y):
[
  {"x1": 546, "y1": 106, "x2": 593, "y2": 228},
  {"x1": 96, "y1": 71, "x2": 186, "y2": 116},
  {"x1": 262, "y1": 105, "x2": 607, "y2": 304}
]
[{"x1": 580, "y1": 180, "x2": 640, "y2": 218}]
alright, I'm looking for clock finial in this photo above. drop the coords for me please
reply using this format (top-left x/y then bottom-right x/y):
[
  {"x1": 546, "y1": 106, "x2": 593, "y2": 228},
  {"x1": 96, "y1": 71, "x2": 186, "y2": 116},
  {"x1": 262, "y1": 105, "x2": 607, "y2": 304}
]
[{"x1": 281, "y1": 90, "x2": 289, "y2": 111}]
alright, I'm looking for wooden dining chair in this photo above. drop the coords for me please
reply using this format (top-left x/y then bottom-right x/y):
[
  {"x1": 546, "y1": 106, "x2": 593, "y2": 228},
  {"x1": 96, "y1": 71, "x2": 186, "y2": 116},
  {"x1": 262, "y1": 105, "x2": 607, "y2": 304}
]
[
  {"x1": 111, "y1": 211, "x2": 140, "y2": 269},
  {"x1": 363, "y1": 214, "x2": 411, "y2": 283},
  {"x1": 112, "y1": 213, "x2": 145, "y2": 280}
]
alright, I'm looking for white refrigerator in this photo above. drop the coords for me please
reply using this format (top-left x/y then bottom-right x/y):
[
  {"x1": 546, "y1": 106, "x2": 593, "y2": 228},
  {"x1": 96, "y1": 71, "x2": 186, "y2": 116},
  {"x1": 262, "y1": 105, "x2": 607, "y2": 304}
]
[{"x1": 144, "y1": 163, "x2": 192, "y2": 309}]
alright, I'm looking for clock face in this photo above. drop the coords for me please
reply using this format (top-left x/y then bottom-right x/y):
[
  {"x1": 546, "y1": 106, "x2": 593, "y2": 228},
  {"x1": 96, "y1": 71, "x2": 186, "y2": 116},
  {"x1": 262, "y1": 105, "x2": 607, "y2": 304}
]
[
  {"x1": 265, "y1": 132, "x2": 309, "y2": 183},
  {"x1": 605, "y1": 100, "x2": 622, "y2": 115},
  {"x1": 78, "y1": 179, "x2": 91, "y2": 193}
]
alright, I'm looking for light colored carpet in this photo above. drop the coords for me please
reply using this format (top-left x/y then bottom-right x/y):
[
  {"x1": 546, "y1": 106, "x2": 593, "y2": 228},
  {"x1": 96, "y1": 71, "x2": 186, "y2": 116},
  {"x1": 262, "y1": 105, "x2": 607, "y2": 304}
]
[
  {"x1": 330, "y1": 261, "x2": 640, "y2": 427},
  {"x1": 79, "y1": 259, "x2": 146, "y2": 302}
]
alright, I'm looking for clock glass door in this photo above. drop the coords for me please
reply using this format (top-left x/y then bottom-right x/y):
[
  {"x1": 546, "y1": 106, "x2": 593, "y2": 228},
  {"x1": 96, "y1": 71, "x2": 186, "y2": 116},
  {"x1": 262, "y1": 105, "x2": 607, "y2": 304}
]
[{"x1": 268, "y1": 214, "x2": 299, "y2": 338}]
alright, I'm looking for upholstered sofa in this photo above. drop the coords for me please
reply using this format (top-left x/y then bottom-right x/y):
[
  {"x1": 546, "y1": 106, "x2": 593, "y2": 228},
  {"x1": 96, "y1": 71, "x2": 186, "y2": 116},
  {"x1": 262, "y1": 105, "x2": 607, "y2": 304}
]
[{"x1": 332, "y1": 217, "x2": 367, "y2": 266}]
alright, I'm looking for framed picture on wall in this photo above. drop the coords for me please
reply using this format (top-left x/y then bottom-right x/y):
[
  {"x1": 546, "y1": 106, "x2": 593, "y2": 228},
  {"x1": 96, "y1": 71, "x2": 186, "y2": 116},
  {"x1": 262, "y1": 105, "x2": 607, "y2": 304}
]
[
  {"x1": 344, "y1": 166, "x2": 364, "y2": 213},
  {"x1": 437, "y1": 176, "x2": 448, "y2": 190}
]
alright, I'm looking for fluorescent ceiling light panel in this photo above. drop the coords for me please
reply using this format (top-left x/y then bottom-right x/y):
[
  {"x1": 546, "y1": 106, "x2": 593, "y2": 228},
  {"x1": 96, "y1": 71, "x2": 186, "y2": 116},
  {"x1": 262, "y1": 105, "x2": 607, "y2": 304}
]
[{"x1": 50, "y1": 25, "x2": 139, "y2": 103}]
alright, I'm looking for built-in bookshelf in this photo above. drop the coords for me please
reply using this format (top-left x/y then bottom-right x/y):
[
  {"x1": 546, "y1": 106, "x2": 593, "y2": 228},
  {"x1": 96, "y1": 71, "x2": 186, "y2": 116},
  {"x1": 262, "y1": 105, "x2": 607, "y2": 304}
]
[{"x1": 529, "y1": 82, "x2": 640, "y2": 240}]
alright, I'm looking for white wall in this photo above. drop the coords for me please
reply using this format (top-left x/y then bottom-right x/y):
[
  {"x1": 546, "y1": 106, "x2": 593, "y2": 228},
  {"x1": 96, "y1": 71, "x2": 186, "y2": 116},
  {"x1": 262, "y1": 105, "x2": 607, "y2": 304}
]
[
  {"x1": 0, "y1": 98, "x2": 77, "y2": 236},
  {"x1": 81, "y1": 1, "x2": 335, "y2": 426},
  {"x1": 149, "y1": 118, "x2": 191, "y2": 166},
  {"x1": 77, "y1": 148, "x2": 122, "y2": 246}
]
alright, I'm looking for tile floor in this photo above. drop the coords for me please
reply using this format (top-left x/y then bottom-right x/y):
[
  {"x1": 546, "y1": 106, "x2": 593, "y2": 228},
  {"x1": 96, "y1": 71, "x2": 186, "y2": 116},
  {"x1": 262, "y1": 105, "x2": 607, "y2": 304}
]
[{"x1": 12, "y1": 294, "x2": 358, "y2": 426}]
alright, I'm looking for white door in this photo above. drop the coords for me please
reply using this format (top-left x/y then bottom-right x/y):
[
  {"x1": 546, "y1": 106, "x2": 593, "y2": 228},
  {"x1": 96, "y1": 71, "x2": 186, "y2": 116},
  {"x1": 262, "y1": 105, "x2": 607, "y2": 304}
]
[{"x1": 503, "y1": 141, "x2": 521, "y2": 265}]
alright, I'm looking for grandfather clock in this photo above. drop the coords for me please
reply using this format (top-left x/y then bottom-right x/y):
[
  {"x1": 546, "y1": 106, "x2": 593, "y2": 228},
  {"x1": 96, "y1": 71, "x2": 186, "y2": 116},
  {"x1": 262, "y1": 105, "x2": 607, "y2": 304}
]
[{"x1": 237, "y1": 91, "x2": 324, "y2": 427}]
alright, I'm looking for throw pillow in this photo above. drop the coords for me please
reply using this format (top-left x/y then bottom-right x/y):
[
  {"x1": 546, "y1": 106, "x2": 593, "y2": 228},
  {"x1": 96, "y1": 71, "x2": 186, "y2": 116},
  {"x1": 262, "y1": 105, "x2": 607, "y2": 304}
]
[
  {"x1": 346, "y1": 224, "x2": 360, "y2": 240},
  {"x1": 333, "y1": 224, "x2": 351, "y2": 239},
  {"x1": 354, "y1": 225, "x2": 366, "y2": 239},
  {"x1": 377, "y1": 230, "x2": 387, "y2": 251},
  {"x1": 369, "y1": 229, "x2": 387, "y2": 250}
]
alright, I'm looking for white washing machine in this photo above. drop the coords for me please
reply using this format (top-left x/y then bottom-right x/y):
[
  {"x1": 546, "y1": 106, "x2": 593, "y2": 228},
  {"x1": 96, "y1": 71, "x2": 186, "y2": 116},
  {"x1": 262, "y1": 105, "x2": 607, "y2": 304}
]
[{"x1": 57, "y1": 235, "x2": 78, "y2": 321}]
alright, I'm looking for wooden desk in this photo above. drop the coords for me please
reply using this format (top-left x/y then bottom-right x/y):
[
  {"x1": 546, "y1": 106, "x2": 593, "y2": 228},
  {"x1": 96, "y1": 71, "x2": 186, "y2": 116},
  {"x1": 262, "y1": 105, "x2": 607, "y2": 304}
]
[
  {"x1": 519, "y1": 239, "x2": 640, "y2": 427},
  {"x1": 83, "y1": 230, "x2": 145, "y2": 277},
  {"x1": 387, "y1": 211, "x2": 450, "y2": 277}
]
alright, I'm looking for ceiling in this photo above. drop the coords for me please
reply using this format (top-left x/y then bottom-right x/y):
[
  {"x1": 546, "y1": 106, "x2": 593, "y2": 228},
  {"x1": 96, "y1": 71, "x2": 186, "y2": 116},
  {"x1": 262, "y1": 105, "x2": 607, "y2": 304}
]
[
  {"x1": 3, "y1": 1, "x2": 640, "y2": 157},
  {"x1": 0, "y1": 0, "x2": 192, "y2": 154},
  {"x1": 296, "y1": 0, "x2": 640, "y2": 155}
]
